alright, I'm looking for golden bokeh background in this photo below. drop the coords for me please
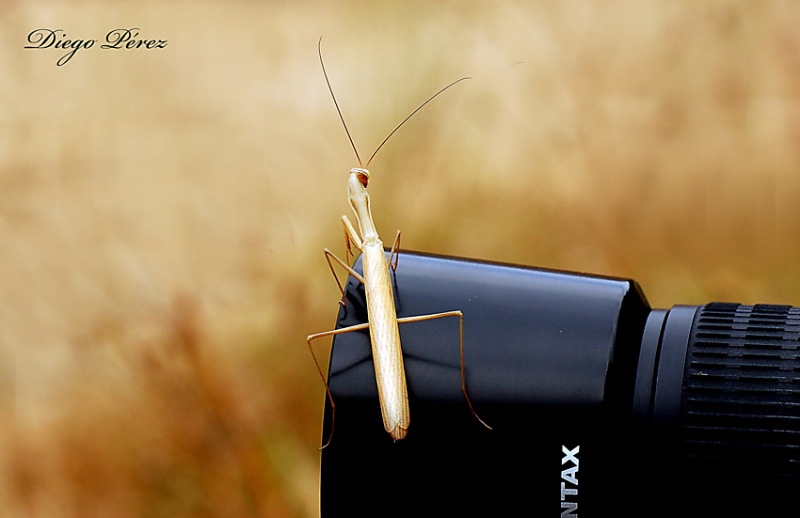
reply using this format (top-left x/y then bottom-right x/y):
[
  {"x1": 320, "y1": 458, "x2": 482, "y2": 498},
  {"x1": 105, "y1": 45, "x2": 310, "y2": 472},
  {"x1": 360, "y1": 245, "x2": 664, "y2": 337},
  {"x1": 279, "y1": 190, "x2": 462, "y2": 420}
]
[{"x1": 3, "y1": 1, "x2": 800, "y2": 516}]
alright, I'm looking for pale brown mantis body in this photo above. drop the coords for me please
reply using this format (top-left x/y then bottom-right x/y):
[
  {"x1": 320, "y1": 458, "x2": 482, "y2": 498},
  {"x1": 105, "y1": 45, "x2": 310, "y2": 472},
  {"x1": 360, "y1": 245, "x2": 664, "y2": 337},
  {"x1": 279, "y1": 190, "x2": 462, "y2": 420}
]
[{"x1": 307, "y1": 40, "x2": 490, "y2": 447}]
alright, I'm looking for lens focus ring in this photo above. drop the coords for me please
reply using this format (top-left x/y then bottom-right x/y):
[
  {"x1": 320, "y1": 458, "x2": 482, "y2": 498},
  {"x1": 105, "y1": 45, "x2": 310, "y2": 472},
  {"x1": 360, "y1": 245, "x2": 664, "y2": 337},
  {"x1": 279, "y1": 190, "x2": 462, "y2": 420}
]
[{"x1": 680, "y1": 302, "x2": 800, "y2": 515}]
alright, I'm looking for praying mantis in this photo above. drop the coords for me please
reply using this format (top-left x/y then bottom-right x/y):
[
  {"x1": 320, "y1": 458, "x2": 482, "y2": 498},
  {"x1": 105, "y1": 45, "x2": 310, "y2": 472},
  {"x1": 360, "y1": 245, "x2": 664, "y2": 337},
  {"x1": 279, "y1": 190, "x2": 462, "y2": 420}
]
[{"x1": 307, "y1": 39, "x2": 491, "y2": 447}]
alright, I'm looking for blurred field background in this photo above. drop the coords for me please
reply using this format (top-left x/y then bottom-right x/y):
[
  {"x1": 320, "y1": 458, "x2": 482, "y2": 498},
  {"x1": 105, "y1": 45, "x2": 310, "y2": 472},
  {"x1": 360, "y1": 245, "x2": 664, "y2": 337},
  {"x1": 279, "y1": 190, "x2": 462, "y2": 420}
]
[{"x1": 2, "y1": 0, "x2": 800, "y2": 516}]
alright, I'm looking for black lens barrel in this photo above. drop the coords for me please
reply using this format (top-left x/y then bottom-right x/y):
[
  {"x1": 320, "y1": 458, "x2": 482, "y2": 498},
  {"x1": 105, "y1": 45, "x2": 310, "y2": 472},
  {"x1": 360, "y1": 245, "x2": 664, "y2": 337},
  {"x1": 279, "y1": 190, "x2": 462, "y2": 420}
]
[{"x1": 319, "y1": 252, "x2": 800, "y2": 517}]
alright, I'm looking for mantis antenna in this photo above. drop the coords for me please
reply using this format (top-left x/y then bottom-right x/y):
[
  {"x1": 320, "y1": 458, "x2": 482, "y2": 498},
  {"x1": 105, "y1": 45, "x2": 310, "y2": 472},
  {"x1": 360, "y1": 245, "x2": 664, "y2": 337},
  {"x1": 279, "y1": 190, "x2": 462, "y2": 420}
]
[{"x1": 318, "y1": 37, "x2": 470, "y2": 168}]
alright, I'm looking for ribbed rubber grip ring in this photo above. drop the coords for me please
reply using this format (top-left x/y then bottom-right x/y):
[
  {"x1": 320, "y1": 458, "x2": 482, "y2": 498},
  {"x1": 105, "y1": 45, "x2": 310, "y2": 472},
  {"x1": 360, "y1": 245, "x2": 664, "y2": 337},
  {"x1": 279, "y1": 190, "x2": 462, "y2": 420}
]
[{"x1": 680, "y1": 302, "x2": 800, "y2": 516}]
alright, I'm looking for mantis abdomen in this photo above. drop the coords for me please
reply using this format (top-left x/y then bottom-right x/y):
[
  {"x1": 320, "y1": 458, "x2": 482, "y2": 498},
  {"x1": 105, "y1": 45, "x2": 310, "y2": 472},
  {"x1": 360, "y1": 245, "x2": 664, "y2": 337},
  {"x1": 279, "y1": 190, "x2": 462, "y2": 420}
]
[{"x1": 361, "y1": 239, "x2": 409, "y2": 440}]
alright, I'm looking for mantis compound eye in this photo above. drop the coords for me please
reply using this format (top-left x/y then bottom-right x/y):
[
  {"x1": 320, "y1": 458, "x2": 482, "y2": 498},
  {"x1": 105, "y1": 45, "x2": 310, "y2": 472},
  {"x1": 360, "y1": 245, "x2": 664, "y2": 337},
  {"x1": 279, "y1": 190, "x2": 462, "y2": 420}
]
[{"x1": 350, "y1": 168, "x2": 370, "y2": 187}]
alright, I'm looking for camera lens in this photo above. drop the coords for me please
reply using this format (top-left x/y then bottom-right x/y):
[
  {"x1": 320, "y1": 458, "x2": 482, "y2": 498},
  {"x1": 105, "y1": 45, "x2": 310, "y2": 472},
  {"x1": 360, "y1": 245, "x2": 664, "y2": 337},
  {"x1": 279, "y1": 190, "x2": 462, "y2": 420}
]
[
  {"x1": 639, "y1": 303, "x2": 800, "y2": 517},
  {"x1": 319, "y1": 251, "x2": 799, "y2": 517}
]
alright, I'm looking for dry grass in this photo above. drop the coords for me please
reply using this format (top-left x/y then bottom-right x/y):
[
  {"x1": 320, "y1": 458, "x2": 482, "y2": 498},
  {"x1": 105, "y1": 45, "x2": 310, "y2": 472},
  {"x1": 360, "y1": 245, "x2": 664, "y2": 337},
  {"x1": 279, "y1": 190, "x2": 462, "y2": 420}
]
[{"x1": 2, "y1": 0, "x2": 800, "y2": 516}]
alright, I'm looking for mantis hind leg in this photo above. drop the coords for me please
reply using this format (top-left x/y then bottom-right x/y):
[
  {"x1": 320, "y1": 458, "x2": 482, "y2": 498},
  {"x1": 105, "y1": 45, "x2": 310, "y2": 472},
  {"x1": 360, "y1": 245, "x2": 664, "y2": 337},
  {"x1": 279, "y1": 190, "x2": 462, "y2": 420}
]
[
  {"x1": 307, "y1": 322, "x2": 371, "y2": 449},
  {"x1": 397, "y1": 311, "x2": 492, "y2": 431}
]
